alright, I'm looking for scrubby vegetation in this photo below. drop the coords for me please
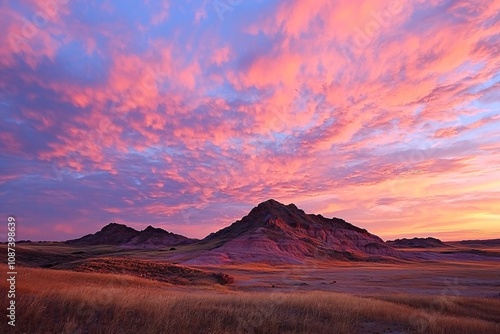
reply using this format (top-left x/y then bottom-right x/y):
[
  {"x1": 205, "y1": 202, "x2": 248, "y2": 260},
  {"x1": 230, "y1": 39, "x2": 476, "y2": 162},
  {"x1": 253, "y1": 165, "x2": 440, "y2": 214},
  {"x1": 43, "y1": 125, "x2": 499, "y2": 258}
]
[{"x1": 54, "y1": 257, "x2": 235, "y2": 285}]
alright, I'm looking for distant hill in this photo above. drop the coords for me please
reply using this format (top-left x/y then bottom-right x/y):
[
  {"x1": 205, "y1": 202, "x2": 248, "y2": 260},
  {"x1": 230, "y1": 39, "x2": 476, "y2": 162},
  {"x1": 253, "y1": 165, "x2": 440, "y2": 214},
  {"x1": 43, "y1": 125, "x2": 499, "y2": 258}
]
[
  {"x1": 454, "y1": 239, "x2": 500, "y2": 247},
  {"x1": 183, "y1": 199, "x2": 400, "y2": 264},
  {"x1": 66, "y1": 223, "x2": 194, "y2": 248},
  {"x1": 386, "y1": 237, "x2": 446, "y2": 248}
]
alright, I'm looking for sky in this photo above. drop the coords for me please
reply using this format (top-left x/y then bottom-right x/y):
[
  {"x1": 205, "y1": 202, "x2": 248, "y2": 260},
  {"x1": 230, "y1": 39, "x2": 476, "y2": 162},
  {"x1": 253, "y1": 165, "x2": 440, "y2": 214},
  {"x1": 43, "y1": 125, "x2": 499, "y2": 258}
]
[{"x1": 1, "y1": 0, "x2": 499, "y2": 242}]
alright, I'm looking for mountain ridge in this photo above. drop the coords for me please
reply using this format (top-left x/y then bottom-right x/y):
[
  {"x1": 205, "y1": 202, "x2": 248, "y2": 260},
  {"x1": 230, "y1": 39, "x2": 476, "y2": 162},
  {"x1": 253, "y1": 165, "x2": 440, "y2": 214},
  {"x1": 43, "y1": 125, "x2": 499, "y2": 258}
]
[
  {"x1": 66, "y1": 222, "x2": 195, "y2": 248},
  {"x1": 65, "y1": 199, "x2": 401, "y2": 263}
]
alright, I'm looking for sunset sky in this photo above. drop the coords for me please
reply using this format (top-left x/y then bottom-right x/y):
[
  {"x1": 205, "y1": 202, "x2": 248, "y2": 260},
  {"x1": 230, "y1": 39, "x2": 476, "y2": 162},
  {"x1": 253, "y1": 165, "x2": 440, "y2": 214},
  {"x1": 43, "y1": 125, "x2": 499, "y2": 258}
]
[{"x1": 1, "y1": 0, "x2": 499, "y2": 241}]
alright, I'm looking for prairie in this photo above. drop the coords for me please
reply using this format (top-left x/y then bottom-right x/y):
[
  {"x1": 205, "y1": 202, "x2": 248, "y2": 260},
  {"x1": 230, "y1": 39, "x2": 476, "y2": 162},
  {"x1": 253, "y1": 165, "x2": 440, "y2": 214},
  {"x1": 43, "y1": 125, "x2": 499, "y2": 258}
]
[{"x1": 1, "y1": 264, "x2": 499, "y2": 334}]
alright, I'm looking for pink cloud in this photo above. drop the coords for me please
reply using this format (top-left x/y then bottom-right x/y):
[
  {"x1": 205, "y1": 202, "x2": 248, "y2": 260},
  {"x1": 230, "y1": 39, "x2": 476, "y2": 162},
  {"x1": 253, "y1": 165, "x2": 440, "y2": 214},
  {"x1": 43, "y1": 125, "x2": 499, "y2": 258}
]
[{"x1": 2, "y1": 0, "x2": 500, "y2": 242}]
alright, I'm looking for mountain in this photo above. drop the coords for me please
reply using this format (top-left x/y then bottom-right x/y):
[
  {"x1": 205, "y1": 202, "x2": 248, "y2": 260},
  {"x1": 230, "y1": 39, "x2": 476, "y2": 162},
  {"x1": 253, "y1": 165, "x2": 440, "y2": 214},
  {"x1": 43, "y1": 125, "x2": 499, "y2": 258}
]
[
  {"x1": 66, "y1": 223, "x2": 193, "y2": 247},
  {"x1": 183, "y1": 199, "x2": 400, "y2": 264},
  {"x1": 387, "y1": 237, "x2": 446, "y2": 248},
  {"x1": 66, "y1": 223, "x2": 139, "y2": 245}
]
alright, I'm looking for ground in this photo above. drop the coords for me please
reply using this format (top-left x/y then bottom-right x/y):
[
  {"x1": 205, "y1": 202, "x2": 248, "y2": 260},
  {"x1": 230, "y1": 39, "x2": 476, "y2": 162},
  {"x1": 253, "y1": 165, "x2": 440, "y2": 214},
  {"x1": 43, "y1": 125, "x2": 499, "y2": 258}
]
[{"x1": 1, "y1": 242, "x2": 499, "y2": 333}]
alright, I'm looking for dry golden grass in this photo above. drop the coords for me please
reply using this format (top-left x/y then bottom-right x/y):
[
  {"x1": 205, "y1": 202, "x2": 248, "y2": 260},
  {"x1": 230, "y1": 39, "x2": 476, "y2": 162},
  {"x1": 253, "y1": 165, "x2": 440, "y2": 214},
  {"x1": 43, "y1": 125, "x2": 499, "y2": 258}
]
[{"x1": 1, "y1": 264, "x2": 499, "y2": 334}]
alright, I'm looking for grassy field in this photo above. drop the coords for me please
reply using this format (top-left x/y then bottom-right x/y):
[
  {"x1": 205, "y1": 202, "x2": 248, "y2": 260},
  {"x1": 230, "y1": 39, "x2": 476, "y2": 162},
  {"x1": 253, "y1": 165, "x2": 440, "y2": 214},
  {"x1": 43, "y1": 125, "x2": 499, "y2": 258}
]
[{"x1": 1, "y1": 264, "x2": 499, "y2": 334}]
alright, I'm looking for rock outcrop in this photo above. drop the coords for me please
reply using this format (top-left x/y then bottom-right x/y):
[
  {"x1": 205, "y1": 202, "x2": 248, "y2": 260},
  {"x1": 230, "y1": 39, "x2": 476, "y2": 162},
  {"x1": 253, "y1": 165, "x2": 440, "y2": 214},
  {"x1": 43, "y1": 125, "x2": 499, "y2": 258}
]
[
  {"x1": 185, "y1": 199, "x2": 401, "y2": 264},
  {"x1": 386, "y1": 237, "x2": 446, "y2": 248}
]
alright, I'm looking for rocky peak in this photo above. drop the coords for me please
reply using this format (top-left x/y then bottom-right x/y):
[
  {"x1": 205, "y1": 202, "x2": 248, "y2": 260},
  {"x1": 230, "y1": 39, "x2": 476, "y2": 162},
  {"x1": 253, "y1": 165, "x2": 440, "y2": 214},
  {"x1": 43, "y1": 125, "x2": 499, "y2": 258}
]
[
  {"x1": 101, "y1": 222, "x2": 137, "y2": 234},
  {"x1": 67, "y1": 222, "x2": 139, "y2": 245},
  {"x1": 142, "y1": 225, "x2": 168, "y2": 234},
  {"x1": 246, "y1": 199, "x2": 307, "y2": 224}
]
